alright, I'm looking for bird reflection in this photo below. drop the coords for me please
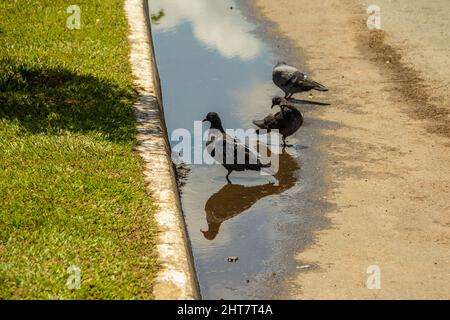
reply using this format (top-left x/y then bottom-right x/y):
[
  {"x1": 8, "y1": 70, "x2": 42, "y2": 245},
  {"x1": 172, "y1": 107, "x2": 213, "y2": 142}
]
[{"x1": 201, "y1": 151, "x2": 299, "y2": 240}]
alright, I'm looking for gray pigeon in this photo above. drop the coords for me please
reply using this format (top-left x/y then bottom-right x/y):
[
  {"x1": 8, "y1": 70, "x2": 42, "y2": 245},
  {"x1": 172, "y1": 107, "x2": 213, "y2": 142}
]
[
  {"x1": 253, "y1": 97, "x2": 303, "y2": 148},
  {"x1": 272, "y1": 62, "x2": 328, "y2": 99},
  {"x1": 203, "y1": 112, "x2": 271, "y2": 183}
]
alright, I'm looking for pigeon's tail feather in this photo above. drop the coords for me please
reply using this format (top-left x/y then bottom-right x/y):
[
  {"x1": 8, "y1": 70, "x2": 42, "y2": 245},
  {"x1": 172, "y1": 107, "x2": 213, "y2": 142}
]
[
  {"x1": 252, "y1": 119, "x2": 266, "y2": 129},
  {"x1": 311, "y1": 81, "x2": 328, "y2": 92}
]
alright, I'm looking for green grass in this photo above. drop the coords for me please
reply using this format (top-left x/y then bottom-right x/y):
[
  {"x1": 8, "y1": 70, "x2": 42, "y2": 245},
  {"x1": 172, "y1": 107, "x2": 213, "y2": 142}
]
[{"x1": 0, "y1": 0, "x2": 159, "y2": 299}]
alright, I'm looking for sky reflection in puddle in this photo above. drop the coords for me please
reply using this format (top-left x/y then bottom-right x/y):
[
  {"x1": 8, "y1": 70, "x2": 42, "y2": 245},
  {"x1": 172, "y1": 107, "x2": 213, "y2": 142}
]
[{"x1": 150, "y1": 0, "x2": 304, "y2": 299}]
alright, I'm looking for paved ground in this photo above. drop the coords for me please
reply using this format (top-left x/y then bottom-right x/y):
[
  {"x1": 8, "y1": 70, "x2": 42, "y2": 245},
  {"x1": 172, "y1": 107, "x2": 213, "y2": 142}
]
[{"x1": 255, "y1": 0, "x2": 450, "y2": 299}]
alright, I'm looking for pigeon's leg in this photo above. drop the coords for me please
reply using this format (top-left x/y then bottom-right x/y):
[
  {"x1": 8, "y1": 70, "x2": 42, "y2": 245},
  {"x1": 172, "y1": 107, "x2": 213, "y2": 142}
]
[
  {"x1": 286, "y1": 93, "x2": 294, "y2": 100},
  {"x1": 226, "y1": 170, "x2": 233, "y2": 184}
]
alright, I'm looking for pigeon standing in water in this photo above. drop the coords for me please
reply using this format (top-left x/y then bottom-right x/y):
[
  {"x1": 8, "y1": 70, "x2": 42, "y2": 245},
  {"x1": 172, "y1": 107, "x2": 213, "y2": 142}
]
[
  {"x1": 253, "y1": 97, "x2": 303, "y2": 148},
  {"x1": 272, "y1": 62, "x2": 328, "y2": 99},
  {"x1": 203, "y1": 112, "x2": 271, "y2": 183}
]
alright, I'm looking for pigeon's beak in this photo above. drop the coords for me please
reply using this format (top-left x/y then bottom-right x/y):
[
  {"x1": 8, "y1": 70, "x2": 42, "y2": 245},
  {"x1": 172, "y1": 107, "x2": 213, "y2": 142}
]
[
  {"x1": 271, "y1": 103, "x2": 276, "y2": 109},
  {"x1": 202, "y1": 118, "x2": 207, "y2": 122}
]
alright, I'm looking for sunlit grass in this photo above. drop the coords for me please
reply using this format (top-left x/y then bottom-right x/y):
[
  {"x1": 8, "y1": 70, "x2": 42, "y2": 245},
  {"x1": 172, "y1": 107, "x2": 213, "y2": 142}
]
[{"x1": 0, "y1": 0, "x2": 159, "y2": 299}]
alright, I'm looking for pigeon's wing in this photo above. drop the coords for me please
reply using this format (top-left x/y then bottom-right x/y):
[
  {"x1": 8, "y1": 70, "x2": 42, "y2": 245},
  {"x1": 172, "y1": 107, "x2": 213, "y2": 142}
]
[
  {"x1": 207, "y1": 130, "x2": 264, "y2": 166},
  {"x1": 302, "y1": 78, "x2": 328, "y2": 91},
  {"x1": 206, "y1": 129, "x2": 225, "y2": 161},
  {"x1": 289, "y1": 71, "x2": 328, "y2": 91},
  {"x1": 264, "y1": 113, "x2": 278, "y2": 125},
  {"x1": 265, "y1": 112, "x2": 286, "y2": 130},
  {"x1": 225, "y1": 134, "x2": 261, "y2": 165},
  {"x1": 235, "y1": 135, "x2": 259, "y2": 164},
  {"x1": 285, "y1": 70, "x2": 309, "y2": 87},
  {"x1": 253, "y1": 113, "x2": 279, "y2": 130},
  {"x1": 273, "y1": 64, "x2": 327, "y2": 90}
]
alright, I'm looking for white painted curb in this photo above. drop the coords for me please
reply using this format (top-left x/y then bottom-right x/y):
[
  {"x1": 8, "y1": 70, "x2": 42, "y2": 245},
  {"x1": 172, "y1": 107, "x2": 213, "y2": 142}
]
[{"x1": 124, "y1": 0, "x2": 200, "y2": 300}]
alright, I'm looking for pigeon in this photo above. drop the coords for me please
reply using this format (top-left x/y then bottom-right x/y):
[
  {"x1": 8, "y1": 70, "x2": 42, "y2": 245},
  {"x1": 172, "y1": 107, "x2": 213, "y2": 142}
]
[
  {"x1": 272, "y1": 62, "x2": 328, "y2": 99},
  {"x1": 202, "y1": 112, "x2": 271, "y2": 183},
  {"x1": 253, "y1": 97, "x2": 303, "y2": 148}
]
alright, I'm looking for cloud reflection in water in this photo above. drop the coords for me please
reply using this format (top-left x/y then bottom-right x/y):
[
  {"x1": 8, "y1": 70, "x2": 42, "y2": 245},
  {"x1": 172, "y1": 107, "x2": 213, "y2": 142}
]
[{"x1": 150, "y1": 0, "x2": 262, "y2": 60}]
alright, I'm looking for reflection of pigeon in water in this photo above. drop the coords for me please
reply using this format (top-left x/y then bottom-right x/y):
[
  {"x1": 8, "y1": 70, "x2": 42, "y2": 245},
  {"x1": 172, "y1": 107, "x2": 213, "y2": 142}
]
[
  {"x1": 201, "y1": 151, "x2": 299, "y2": 240},
  {"x1": 253, "y1": 97, "x2": 303, "y2": 148},
  {"x1": 273, "y1": 62, "x2": 328, "y2": 99},
  {"x1": 203, "y1": 112, "x2": 271, "y2": 183}
]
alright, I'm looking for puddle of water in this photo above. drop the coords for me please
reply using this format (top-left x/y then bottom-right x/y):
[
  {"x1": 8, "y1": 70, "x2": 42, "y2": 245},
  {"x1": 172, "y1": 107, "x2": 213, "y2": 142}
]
[{"x1": 150, "y1": 0, "x2": 331, "y2": 299}]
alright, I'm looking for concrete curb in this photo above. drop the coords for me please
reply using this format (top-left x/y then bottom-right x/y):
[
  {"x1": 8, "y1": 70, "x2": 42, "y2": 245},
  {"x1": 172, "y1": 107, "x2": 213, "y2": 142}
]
[{"x1": 124, "y1": 0, "x2": 200, "y2": 300}]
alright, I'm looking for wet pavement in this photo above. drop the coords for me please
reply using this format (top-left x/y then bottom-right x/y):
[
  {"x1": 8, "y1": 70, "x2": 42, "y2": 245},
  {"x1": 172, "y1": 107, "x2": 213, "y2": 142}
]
[{"x1": 150, "y1": 0, "x2": 333, "y2": 299}]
